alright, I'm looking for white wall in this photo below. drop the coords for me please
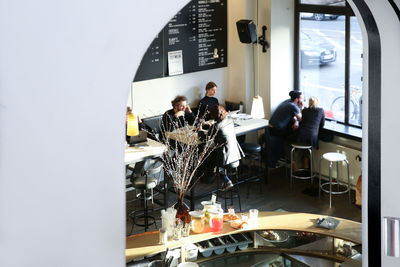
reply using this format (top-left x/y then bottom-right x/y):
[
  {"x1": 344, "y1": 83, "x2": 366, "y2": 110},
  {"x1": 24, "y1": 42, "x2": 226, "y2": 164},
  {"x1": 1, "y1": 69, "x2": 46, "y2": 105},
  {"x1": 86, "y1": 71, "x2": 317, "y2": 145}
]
[
  {"x1": 131, "y1": 68, "x2": 228, "y2": 117},
  {"x1": 227, "y1": 0, "x2": 249, "y2": 110},
  {"x1": 362, "y1": 1, "x2": 400, "y2": 266},
  {"x1": 0, "y1": 1, "x2": 188, "y2": 266},
  {"x1": 268, "y1": 0, "x2": 295, "y2": 117}
]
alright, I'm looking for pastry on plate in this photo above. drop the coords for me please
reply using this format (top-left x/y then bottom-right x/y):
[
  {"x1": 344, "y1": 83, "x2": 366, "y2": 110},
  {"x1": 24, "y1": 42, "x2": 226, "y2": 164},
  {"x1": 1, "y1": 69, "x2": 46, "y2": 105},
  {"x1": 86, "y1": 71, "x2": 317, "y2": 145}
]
[
  {"x1": 230, "y1": 220, "x2": 249, "y2": 229},
  {"x1": 223, "y1": 213, "x2": 239, "y2": 221}
]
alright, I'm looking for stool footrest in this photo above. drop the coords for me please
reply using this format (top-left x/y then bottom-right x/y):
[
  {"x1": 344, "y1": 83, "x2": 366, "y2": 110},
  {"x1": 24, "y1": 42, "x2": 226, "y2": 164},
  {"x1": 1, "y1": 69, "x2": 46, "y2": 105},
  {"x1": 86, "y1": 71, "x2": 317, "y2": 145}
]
[
  {"x1": 320, "y1": 182, "x2": 350, "y2": 195},
  {"x1": 292, "y1": 169, "x2": 314, "y2": 180},
  {"x1": 130, "y1": 213, "x2": 157, "y2": 228}
]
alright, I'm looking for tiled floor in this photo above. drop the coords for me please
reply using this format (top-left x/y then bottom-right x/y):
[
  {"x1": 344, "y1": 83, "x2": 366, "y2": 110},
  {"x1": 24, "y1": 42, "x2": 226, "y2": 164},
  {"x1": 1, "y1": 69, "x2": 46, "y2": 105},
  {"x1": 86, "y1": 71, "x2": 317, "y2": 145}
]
[{"x1": 126, "y1": 166, "x2": 361, "y2": 236}]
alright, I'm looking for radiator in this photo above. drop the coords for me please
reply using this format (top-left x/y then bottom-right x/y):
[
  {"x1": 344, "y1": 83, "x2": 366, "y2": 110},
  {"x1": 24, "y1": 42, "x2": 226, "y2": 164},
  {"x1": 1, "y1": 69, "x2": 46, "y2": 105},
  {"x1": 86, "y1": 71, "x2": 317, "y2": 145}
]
[{"x1": 312, "y1": 139, "x2": 362, "y2": 188}]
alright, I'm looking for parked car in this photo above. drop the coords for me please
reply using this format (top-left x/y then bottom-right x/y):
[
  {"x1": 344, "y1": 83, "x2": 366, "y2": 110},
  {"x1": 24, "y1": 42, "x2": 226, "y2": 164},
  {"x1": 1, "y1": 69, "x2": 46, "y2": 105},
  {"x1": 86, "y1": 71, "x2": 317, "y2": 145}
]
[
  {"x1": 301, "y1": 12, "x2": 339, "y2": 21},
  {"x1": 300, "y1": 31, "x2": 337, "y2": 67}
]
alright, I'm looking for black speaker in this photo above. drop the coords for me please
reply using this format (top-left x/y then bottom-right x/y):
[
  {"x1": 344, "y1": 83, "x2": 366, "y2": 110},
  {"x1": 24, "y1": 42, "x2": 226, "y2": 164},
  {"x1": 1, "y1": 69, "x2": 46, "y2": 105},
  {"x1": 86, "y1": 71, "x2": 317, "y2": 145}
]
[{"x1": 236, "y1": 20, "x2": 257, "y2": 44}]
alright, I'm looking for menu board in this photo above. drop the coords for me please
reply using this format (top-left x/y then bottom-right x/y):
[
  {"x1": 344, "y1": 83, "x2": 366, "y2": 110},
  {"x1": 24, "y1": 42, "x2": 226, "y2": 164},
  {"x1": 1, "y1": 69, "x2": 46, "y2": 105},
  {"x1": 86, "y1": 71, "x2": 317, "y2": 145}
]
[
  {"x1": 133, "y1": 32, "x2": 164, "y2": 82},
  {"x1": 133, "y1": 0, "x2": 227, "y2": 82}
]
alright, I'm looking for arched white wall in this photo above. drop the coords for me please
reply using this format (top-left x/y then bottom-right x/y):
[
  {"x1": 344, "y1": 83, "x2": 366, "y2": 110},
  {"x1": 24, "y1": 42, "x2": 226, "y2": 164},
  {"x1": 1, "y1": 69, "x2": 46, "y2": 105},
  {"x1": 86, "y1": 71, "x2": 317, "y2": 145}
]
[
  {"x1": 361, "y1": 1, "x2": 400, "y2": 266},
  {"x1": 348, "y1": 0, "x2": 400, "y2": 266},
  {"x1": 0, "y1": 1, "x2": 189, "y2": 266}
]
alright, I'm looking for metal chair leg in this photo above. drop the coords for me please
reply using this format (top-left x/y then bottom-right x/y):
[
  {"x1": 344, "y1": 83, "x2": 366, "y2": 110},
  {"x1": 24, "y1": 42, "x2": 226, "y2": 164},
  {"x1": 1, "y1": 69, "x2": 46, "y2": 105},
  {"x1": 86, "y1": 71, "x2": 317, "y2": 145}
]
[
  {"x1": 143, "y1": 189, "x2": 148, "y2": 232},
  {"x1": 336, "y1": 162, "x2": 340, "y2": 192},
  {"x1": 290, "y1": 147, "x2": 295, "y2": 190},
  {"x1": 329, "y1": 162, "x2": 333, "y2": 209},
  {"x1": 309, "y1": 148, "x2": 313, "y2": 184},
  {"x1": 319, "y1": 157, "x2": 322, "y2": 199},
  {"x1": 346, "y1": 159, "x2": 351, "y2": 205}
]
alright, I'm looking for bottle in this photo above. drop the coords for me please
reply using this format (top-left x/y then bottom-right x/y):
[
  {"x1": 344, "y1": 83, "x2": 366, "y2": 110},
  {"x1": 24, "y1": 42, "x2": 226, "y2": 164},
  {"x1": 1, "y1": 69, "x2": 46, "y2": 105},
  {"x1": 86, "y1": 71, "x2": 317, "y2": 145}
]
[{"x1": 239, "y1": 101, "x2": 243, "y2": 113}]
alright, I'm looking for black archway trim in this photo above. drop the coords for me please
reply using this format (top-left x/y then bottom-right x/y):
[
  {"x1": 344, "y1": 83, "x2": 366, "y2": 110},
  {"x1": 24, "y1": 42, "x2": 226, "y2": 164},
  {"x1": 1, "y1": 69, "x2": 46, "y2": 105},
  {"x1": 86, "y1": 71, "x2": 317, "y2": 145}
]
[
  {"x1": 388, "y1": 0, "x2": 400, "y2": 22},
  {"x1": 351, "y1": 0, "x2": 381, "y2": 266}
]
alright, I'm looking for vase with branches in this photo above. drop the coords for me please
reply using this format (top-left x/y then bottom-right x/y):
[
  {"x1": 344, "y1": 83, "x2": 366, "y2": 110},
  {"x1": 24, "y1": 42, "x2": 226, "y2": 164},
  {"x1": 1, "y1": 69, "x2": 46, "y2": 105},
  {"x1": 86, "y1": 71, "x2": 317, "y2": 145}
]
[{"x1": 152, "y1": 111, "x2": 220, "y2": 223}]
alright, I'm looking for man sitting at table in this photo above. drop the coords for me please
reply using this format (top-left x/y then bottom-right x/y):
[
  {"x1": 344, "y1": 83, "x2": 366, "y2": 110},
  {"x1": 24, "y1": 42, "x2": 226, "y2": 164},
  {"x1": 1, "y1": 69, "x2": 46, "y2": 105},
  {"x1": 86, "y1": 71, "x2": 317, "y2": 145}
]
[
  {"x1": 268, "y1": 90, "x2": 304, "y2": 168},
  {"x1": 162, "y1": 95, "x2": 195, "y2": 132}
]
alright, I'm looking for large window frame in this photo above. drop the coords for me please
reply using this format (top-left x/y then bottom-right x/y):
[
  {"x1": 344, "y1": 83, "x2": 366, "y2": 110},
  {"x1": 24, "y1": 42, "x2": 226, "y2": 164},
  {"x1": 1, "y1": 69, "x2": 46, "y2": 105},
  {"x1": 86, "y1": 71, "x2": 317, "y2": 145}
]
[{"x1": 294, "y1": 1, "x2": 361, "y2": 129}]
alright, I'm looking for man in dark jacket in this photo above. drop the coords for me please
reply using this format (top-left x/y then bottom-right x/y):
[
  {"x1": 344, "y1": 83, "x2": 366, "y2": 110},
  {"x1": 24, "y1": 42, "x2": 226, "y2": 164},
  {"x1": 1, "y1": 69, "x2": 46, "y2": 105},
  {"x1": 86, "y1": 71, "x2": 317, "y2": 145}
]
[
  {"x1": 162, "y1": 95, "x2": 195, "y2": 132},
  {"x1": 268, "y1": 90, "x2": 304, "y2": 168}
]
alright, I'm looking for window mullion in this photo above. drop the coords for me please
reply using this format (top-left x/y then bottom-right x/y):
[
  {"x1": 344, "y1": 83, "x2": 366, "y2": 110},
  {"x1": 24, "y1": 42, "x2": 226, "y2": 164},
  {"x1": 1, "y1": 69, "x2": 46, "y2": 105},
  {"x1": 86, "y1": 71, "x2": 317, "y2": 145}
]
[{"x1": 344, "y1": 15, "x2": 351, "y2": 124}]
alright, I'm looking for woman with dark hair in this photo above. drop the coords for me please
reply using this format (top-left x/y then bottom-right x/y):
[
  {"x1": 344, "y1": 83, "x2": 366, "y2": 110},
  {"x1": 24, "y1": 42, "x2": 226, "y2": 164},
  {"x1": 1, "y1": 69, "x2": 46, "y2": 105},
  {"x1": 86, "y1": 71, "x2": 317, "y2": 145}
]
[
  {"x1": 208, "y1": 105, "x2": 244, "y2": 167},
  {"x1": 162, "y1": 95, "x2": 195, "y2": 132},
  {"x1": 198, "y1": 105, "x2": 243, "y2": 184},
  {"x1": 197, "y1": 81, "x2": 219, "y2": 120}
]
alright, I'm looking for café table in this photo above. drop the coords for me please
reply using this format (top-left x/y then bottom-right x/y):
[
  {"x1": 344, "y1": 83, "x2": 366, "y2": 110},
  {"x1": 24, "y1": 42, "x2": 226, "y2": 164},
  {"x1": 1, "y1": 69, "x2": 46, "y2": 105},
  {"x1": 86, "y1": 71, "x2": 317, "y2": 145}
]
[{"x1": 125, "y1": 138, "x2": 166, "y2": 165}]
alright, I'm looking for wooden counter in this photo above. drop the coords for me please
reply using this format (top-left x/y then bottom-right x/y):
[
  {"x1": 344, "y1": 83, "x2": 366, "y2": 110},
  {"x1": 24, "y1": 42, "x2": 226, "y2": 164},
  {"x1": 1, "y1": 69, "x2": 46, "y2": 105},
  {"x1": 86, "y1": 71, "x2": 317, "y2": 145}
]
[{"x1": 126, "y1": 212, "x2": 361, "y2": 262}]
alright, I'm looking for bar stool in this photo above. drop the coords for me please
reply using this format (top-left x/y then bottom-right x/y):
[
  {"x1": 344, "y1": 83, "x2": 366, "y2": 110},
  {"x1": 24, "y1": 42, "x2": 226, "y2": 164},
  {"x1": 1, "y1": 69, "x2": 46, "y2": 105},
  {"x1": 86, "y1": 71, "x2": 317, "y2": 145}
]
[
  {"x1": 217, "y1": 161, "x2": 242, "y2": 212},
  {"x1": 290, "y1": 144, "x2": 314, "y2": 190},
  {"x1": 128, "y1": 160, "x2": 163, "y2": 233},
  {"x1": 319, "y1": 152, "x2": 351, "y2": 208},
  {"x1": 240, "y1": 143, "x2": 263, "y2": 198}
]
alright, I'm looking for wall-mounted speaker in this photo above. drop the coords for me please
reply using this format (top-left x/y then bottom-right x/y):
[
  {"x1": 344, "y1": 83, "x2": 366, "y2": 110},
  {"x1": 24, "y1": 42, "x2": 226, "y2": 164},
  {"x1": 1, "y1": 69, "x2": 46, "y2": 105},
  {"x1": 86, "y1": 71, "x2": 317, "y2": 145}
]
[{"x1": 236, "y1": 20, "x2": 257, "y2": 44}]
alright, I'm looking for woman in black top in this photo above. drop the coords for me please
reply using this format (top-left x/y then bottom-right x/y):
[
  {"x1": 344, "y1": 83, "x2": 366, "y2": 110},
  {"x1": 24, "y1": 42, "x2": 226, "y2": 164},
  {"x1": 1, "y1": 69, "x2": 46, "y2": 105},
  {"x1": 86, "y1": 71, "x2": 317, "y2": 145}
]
[
  {"x1": 198, "y1": 81, "x2": 219, "y2": 120},
  {"x1": 297, "y1": 96, "x2": 325, "y2": 148}
]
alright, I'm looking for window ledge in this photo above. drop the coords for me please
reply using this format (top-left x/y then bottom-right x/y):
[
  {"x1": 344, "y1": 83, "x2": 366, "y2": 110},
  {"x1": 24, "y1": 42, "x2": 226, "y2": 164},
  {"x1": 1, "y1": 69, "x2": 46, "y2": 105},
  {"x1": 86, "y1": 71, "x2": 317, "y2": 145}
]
[{"x1": 322, "y1": 122, "x2": 362, "y2": 142}]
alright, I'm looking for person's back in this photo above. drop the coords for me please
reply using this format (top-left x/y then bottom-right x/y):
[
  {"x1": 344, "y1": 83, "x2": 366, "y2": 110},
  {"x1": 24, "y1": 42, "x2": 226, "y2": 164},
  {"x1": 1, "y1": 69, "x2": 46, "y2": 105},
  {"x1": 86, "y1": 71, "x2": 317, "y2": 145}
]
[
  {"x1": 208, "y1": 105, "x2": 244, "y2": 167},
  {"x1": 213, "y1": 117, "x2": 243, "y2": 166},
  {"x1": 269, "y1": 99, "x2": 299, "y2": 135},
  {"x1": 297, "y1": 97, "x2": 325, "y2": 148},
  {"x1": 267, "y1": 90, "x2": 303, "y2": 168}
]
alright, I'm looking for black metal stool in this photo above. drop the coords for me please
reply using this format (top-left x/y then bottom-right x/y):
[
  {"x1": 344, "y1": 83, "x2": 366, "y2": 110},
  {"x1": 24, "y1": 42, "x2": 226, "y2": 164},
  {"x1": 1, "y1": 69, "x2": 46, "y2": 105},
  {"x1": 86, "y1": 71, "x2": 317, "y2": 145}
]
[
  {"x1": 216, "y1": 161, "x2": 242, "y2": 212},
  {"x1": 128, "y1": 160, "x2": 163, "y2": 233},
  {"x1": 240, "y1": 142, "x2": 263, "y2": 198},
  {"x1": 290, "y1": 144, "x2": 314, "y2": 190}
]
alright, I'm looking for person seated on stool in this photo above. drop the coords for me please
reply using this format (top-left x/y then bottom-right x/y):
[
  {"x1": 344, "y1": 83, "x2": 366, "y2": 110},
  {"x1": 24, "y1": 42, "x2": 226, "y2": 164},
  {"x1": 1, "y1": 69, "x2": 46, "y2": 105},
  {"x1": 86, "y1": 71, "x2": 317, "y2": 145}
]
[
  {"x1": 295, "y1": 96, "x2": 325, "y2": 169},
  {"x1": 162, "y1": 95, "x2": 195, "y2": 132},
  {"x1": 197, "y1": 81, "x2": 219, "y2": 120},
  {"x1": 268, "y1": 90, "x2": 304, "y2": 168},
  {"x1": 199, "y1": 105, "x2": 244, "y2": 185}
]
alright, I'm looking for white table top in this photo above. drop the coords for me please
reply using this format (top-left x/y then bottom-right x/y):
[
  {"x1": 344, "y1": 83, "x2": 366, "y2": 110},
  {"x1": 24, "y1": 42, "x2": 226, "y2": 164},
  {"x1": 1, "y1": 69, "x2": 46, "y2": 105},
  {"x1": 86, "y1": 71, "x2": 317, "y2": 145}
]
[
  {"x1": 233, "y1": 117, "x2": 269, "y2": 136},
  {"x1": 165, "y1": 117, "x2": 269, "y2": 145},
  {"x1": 124, "y1": 138, "x2": 166, "y2": 165}
]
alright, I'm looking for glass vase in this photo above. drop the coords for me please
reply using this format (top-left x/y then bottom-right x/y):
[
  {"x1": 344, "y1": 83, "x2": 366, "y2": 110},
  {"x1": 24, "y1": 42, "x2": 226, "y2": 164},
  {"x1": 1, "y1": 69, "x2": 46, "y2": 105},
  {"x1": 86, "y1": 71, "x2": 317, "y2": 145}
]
[{"x1": 173, "y1": 196, "x2": 190, "y2": 224}]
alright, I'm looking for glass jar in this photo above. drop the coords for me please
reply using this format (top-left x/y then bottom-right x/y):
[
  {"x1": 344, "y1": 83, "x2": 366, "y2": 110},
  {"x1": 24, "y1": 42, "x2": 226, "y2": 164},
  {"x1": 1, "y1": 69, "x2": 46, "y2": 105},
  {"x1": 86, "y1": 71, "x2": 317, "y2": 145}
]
[
  {"x1": 208, "y1": 208, "x2": 223, "y2": 232},
  {"x1": 201, "y1": 201, "x2": 215, "y2": 223},
  {"x1": 189, "y1": 211, "x2": 205, "y2": 234}
]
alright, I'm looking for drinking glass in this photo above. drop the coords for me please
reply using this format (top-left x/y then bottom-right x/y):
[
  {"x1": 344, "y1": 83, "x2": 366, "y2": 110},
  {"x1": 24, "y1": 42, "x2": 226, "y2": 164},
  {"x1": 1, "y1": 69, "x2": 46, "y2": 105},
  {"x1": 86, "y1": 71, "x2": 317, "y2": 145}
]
[
  {"x1": 249, "y1": 209, "x2": 259, "y2": 227},
  {"x1": 208, "y1": 208, "x2": 223, "y2": 232}
]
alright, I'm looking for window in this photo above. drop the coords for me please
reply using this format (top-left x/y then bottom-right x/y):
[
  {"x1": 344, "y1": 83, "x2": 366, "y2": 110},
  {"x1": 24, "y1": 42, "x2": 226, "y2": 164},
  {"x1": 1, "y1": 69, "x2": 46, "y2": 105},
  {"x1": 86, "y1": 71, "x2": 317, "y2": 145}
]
[
  {"x1": 300, "y1": 0, "x2": 346, "y2": 7},
  {"x1": 295, "y1": 1, "x2": 363, "y2": 128}
]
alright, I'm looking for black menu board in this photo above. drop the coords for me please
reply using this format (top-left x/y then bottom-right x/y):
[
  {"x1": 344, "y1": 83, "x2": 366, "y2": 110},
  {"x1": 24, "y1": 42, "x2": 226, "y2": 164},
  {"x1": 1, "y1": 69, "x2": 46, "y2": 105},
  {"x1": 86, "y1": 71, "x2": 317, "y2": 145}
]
[
  {"x1": 133, "y1": 0, "x2": 227, "y2": 82},
  {"x1": 133, "y1": 32, "x2": 164, "y2": 82}
]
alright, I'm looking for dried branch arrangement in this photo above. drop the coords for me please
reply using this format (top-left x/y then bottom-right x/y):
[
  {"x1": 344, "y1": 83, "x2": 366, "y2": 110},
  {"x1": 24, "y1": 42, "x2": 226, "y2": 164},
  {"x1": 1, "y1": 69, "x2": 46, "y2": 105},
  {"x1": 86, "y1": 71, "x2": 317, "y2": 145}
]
[{"x1": 151, "y1": 113, "x2": 220, "y2": 200}]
